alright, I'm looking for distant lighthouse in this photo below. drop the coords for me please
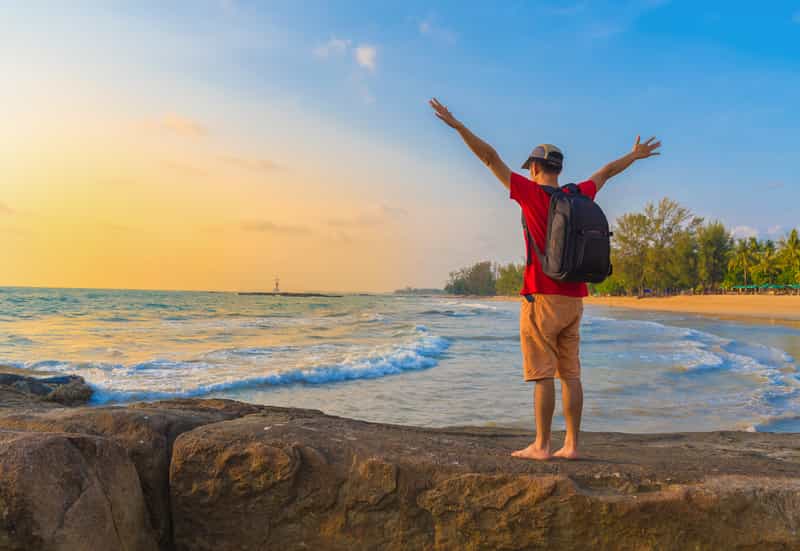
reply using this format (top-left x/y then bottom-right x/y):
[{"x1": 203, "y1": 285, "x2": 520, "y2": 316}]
[{"x1": 273, "y1": 276, "x2": 280, "y2": 293}]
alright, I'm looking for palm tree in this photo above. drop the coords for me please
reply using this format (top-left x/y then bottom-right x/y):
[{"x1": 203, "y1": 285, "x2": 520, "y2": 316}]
[
  {"x1": 779, "y1": 229, "x2": 800, "y2": 283},
  {"x1": 754, "y1": 240, "x2": 781, "y2": 285},
  {"x1": 728, "y1": 239, "x2": 757, "y2": 286}
]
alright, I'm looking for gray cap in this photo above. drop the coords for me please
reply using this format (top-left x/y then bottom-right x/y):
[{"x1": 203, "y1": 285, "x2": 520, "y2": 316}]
[{"x1": 521, "y1": 144, "x2": 563, "y2": 170}]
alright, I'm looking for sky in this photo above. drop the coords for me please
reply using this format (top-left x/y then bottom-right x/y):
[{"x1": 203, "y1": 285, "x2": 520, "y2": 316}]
[{"x1": 2, "y1": 1, "x2": 799, "y2": 292}]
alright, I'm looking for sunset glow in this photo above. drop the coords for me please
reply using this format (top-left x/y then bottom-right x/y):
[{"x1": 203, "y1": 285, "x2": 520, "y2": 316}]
[{"x1": 3, "y1": 2, "x2": 799, "y2": 291}]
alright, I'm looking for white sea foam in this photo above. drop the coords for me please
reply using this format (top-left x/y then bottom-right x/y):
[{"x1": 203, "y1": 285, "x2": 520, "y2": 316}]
[
  {"x1": 455, "y1": 302, "x2": 498, "y2": 310},
  {"x1": 88, "y1": 332, "x2": 450, "y2": 404}
]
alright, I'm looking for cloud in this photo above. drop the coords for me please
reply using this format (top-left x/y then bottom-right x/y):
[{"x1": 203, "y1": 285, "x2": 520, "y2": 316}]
[
  {"x1": 241, "y1": 220, "x2": 310, "y2": 235},
  {"x1": 313, "y1": 37, "x2": 351, "y2": 58},
  {"x1": 767, "y1": 225, "x2": 784, "y2": 236},
  {"x1": 579, "y1": 0, "x2": 669, "y2": 41},
  {"x1": 160, "y1": 159, "x2": 209, "y2": 177},
  {"x1": 731, "y1": 225, "x2": 759, "y2": 239},
  {"x1": 221, "y1": 155, "x2": 282, "y2": 172},
  {"x1": 380, "y1": 204, "x2": 408, "y2": 218},
  {"x1": 159, "y1": 113, "x2": 209, "y2": 138},
  {"x1": 331, "y1": 230, "x2": 353, "y2": 244},
  {"x1": 354, "y1": 45, "x2": 377, "y2": 71},
  {"x1": 766, "y1": 182, "x2": 784, "y2": 189},
  {"x1": 98, "y1": 178, "x2": 136, "y2": 186},
  {"x1": 219, "y1": 0, "x2": 237, "y2": 14},
  {"x1": 793, "y1": 10, "x2": 800, "y2": 24},
  {"x1": 326, "y1": 204, "x2": 406, "y2": 228},
  {"x1": 418, "y1": 17, "x2": 457, "y2": 44},
  {"x1": 0, "y1": 202, "x2": 14, "y2": 215}
]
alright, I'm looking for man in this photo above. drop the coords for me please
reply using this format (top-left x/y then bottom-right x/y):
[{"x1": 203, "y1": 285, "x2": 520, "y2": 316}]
[{"x1": 429, "y1": 98, "x2": 661, "y2": 460}]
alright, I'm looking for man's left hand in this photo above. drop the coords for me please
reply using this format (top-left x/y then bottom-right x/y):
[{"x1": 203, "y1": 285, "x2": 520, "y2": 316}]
[{"x1": 429, "y1": 98, "x2": 462, "y2": 129}]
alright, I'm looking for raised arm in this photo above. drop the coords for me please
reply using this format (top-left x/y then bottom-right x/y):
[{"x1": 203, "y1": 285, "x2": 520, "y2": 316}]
[
  {"x1": 429, "y1": 98, "x2": 511, "y2": 190},
  {"x1": 590, "y1": 136, "x2": 662, "y2": 192}
]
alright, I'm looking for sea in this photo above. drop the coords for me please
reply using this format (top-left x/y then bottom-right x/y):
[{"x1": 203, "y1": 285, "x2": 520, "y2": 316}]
[{"x1": 2, "y1": 286, "x2": 799, "y2": 433}]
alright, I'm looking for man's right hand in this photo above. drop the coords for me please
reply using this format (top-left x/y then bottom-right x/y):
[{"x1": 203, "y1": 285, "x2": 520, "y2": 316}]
[
  {"x1": 631, "y1": 135, "x2": 662, "y2": 160},
  {"x1": 429, "y1": 98, "x2": 462, "y2": 129}
]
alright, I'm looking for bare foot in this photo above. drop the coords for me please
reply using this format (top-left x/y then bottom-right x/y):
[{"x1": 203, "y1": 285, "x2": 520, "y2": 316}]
[
  {"x1": 511, "y1": 443, "x2": 551, "y2": 461},
  {"x1": 552, "y1": 446, "x2": 579, "y2": 460}
]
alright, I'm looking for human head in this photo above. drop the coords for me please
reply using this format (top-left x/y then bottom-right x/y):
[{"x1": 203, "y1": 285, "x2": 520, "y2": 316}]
[{"x1": 521, "y1": 144, "x2": 563, "y2": 181}]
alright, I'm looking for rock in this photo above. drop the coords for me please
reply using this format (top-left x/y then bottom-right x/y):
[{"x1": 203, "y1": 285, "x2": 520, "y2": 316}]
[
  {"x1": 43, "y1": 377, "x2": 94, "y2": 406},
  {"x1": 170, "y1": 409, "x2": 800, "y2": 551},
  {"x1": 0, "y1": 399, "x2": 266, "y2": 551},
  {"x1": 0, "y1": 371, "x2": 93, "y2": 407},
  {"x1": 0, "y1": 430, "x2": 158, "y2": 551},
  {"x1": 3, "y1": 397, "x2": 800, "y2": 550}
]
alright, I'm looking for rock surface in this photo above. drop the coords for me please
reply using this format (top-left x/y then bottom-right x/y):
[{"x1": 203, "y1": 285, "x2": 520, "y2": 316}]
[
  {"x1": 169, "y1": 409, "x2": 800, "y2": 551},
  {"x1": 0, "y1": 399, "x2": 265, "y2": 551},
  {"x1": 0, "y1": 369, "x2": 93, "y2": 407},
  {"x1": 0, "y1": 430, "x2": 157, "y2": 551},
  {"x1": 1, "y1": 397, "x2": 800, "y2": 550}
]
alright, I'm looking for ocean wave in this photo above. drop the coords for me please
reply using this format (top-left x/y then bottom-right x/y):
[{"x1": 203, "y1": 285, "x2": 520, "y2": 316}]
[
  {"x1": 449, "y1": 334, "x2": 518, "y2": 342},
  {"x1": 587, "y1": 316, "x2": 795, "y2": 383},
  {"x1": 419, "y1": 309, "x2": 473, "y2": 318},
  {"x1": 5, "y1": 335, "x2": 36, "y2": 345},
  {"x1": 749, "y1": 412, "x2": 800, "y2": 433},
  {"x1": 89, "y1": 333, "x2": 451, "y2": 404},
  {"x1": 200, "y1": 345, "x2": 303, "y2": 361},
  {"x1": 98, "y1": 316, "x2": 135, "y2": 322},
  {"x1": 454, "y1": 302, "x2": 498, "y2": 310}
]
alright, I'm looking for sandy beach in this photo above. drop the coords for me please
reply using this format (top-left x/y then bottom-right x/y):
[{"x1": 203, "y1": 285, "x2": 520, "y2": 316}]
[
  {"x1": 584, "y1": 294, "x2": 800, "y2": 322},
  {"x1": 484, "y1": 294, "x2": 800, "y2": 323}
]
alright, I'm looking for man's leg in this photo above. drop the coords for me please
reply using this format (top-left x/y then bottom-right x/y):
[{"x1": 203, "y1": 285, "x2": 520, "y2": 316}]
[
  {"x1": 553, "y1": 301, "x2": 584, "y2": 460},
  {"x1": 512, "y1": 378, "x2": 555, "y2": 460},
  {"x1": 515, "y1": 296, "x2": 559, "y2": 461},
  {"x1": 553, "y1": 378, "x2": 582, "y2": 459}
]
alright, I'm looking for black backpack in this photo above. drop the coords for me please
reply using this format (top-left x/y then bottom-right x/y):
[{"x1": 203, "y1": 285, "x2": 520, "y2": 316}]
[{"x1": 522, "y1": 183, "x2": 612, "y2": 283}]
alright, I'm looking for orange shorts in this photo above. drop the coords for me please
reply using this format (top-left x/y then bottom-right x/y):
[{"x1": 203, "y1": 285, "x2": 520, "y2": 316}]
[{"x1": 519, "y1": 294, "x2": 583, "y2": 381}]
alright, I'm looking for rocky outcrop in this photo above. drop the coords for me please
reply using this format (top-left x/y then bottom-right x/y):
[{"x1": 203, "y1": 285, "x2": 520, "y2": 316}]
[
  {"x1": 0, "y1": 399, "x2": 265, "y2": 551},
  {"x1": 2, "y1": 397, "x2": 800, "y2": 550},
  {"x1": 0, "y1": 370, "x2": 92, "y2": 407},
  {"x1": 0, "y1": 430, "x2": 157, "y2": 550},
  {"x1": 169, "y1": 411, "x2": 800, "y2": 551}
]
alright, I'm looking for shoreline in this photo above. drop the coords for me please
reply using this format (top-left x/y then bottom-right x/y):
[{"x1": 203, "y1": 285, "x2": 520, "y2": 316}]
[
  {"x1": 585, "y1": 294, "x2": 800, "y2": 325},
  {"x1": 455, "y1": 294, "x2": 800, "y2": 326}
]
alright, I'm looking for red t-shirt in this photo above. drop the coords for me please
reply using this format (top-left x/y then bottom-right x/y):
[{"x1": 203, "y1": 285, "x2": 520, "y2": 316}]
[{"x1": 509, "y1": 172, "x2": 598, "y2": 297}]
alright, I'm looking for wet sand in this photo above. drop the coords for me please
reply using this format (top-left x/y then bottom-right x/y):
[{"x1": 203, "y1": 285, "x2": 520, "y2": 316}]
[{"x1": 584, "y1": 295, "x2": 800, "y2": 324}]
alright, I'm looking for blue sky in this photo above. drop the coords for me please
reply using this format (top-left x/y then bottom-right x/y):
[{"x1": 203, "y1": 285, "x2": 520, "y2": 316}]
[{"x1": 2, "y1": 1, "x2": 800, "y2": 290}]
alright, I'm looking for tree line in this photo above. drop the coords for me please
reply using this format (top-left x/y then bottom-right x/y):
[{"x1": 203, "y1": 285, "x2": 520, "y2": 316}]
[{"x1": 443, "y1": 197, "x2": 800, "y2": 296}]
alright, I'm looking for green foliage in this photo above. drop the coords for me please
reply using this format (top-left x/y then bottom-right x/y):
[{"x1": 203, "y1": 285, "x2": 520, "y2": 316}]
[
  {"x1": 727, "y1": 238, "x2": 758, "y2": 286},
  {"x1": 445, "y1": 199, "x2": 799, "y2": 296},
  {"x1": 590, "y1": 274, "x2": 628, "y2": 296},
  {"x1": 444, "y1": 261, "x2": 497, "y2": 296},
  {"x1": 751, "y1": 241, "x2": 781, "y2": 285},
  {"x1": 609, "y1": 199, "x2": 798, "y2": 294},
  {"x1": 495, "y1": 262, "x2": 524, "y2": 296},
  {"x1": 779, "y1": 229, "x2": 800, "y2": 284},
  {"x1": 696, "y1": 221, "x2": 733, "y2": 291}
]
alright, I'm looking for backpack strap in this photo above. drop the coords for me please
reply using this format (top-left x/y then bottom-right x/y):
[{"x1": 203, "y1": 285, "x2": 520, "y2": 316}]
[
  {"x1": 521, "y1": 214, "x2": 546, "y2": 267},
  {"x1": 522, "y1": 183, "x2": 577, "y2": 267},
  {"x1": 562, "y1": 183, "x2": 580, "y2": 195},
  {"x1": 538, "y1": 183, "x2": 578, "y2": 195}
]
